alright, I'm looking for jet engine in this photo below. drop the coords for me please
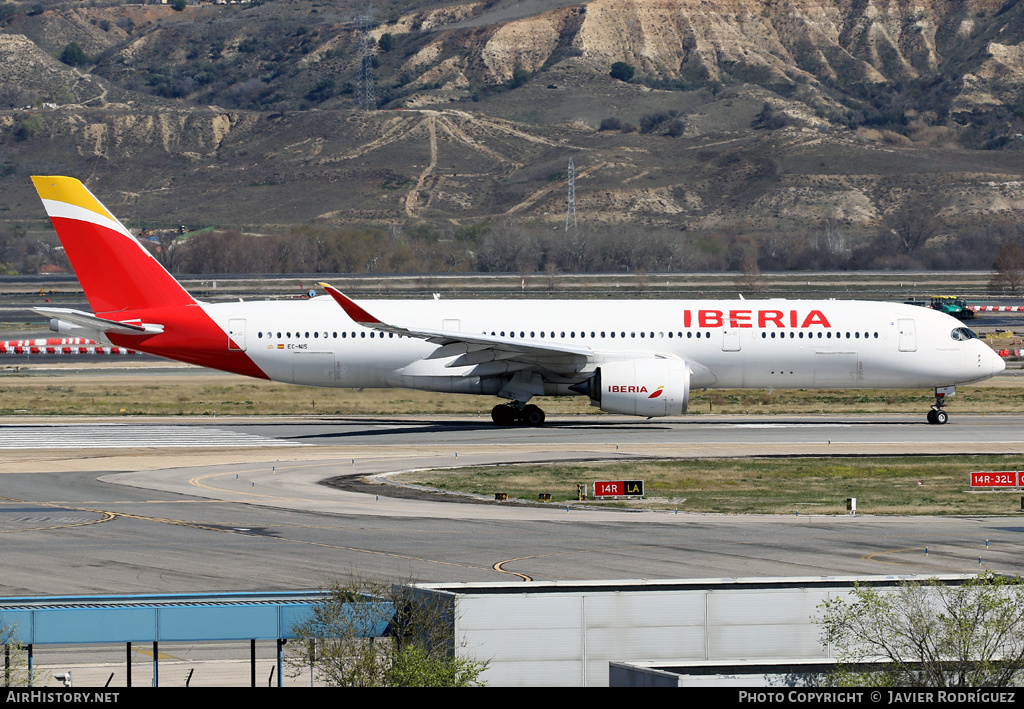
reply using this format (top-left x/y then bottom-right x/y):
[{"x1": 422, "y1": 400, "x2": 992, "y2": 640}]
[{"x1": 571, "y1": 359, "x2": 691, "y2": 417}]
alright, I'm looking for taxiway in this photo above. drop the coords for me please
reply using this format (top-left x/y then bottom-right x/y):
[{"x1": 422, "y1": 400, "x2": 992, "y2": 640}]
[{"x1": 2, "y1": 414, "x2": 1024, "y2": 595}]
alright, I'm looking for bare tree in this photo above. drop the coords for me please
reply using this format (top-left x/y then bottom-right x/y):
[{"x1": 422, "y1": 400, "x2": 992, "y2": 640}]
[
  {"x1": 475, "y1": 218, "x2": 538, "y2": 273},
  {"x1": 543, "y1": 261, "x2": 560, "y2": 291},
  {"x1": 883, "y1": 202, "x2": 941, "y2": 255},
  {"x1": 734, "y1": 254, "x2": 766, "y2": 293},
  {"x1": 817, "y1": 217, "x2": 849, "y2": 258},
  {"x1": 989, "y1": 242, "x2": 1024, "y2": 294}
]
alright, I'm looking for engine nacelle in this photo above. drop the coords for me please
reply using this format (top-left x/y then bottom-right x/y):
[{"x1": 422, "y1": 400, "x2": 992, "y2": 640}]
[{"x1": 580, "y1": 359, "x2": 691, "y2": 417}]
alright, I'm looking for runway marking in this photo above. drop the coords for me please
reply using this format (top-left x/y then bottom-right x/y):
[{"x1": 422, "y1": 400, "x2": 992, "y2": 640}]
[
  {"x1": 493, "y1": 558, "x2": 533, "y2": 581},
  {"x1": 188, "y1": 468, "x2": 363, "y2": 505},
  {"x1": 0, "y1": 423, "x2": 307, "y2": 449},
  {"x1": 186, "y1": 462, "x2": 415, "y2": 508},
  {"x1": 492, "y1": 551, "x2": 589, "y2": 581},
  {"x1": 860, "y1": 547, "x2": 928, "y2": 566},
  {"x1": 130, "y1": 647, "x2": 180, "y2": 661},
  {"x1": 0, "y1": 496, "x2": 116, "y2": 534}
]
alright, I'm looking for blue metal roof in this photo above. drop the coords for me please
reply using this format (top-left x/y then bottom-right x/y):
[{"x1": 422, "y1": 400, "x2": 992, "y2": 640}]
[{"x1": 0, "y1": 591, "x2": 389, "y2": 645}]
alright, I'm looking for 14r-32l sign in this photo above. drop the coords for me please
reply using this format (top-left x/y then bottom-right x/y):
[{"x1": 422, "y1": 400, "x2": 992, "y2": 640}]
[
  {"x1": 594, "y1": 480, "x2": 645, "y2": 498},
  {"x1": 971, "y1": 471, "x2": 1023, "y2": 488}
]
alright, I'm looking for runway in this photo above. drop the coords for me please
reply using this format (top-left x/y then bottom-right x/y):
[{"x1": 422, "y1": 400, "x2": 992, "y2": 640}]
[{"x1": 2, "y1": 414, "x2": 1024, "y2": 596}]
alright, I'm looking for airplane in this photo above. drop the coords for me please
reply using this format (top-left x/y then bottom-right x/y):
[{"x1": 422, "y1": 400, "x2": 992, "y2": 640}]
[{"x1": 30, "y1": 175, "x2": 1005, "y2": 426}]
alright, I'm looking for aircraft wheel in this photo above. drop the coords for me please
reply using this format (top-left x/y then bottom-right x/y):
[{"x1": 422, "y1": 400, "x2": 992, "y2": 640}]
[
  {"x1": 934, "y1": 410, "x2": 948, "y2": 425},
  {"x1": 491, "y1": 404, "x2": 516, "y2": 426},
  {"x1": 523, "y1": 404, "x2": 545, "y2": 427},
  {"x1": 927, "y1": 409, "x2": 937, "y2": 425}
]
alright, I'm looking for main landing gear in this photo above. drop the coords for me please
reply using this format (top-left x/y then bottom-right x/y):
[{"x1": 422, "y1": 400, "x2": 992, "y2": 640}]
[
  {"x1": 491, "y1": 402, "x2": 545, "y2": 427},
  {"x1": 926, "y1": 386, "x2": 954, "y2": 425}
]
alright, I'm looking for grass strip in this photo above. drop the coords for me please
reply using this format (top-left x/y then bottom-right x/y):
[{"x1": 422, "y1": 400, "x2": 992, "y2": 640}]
[{"x1": 396, "y1": 456, "x2": 1024, "y2": 515}]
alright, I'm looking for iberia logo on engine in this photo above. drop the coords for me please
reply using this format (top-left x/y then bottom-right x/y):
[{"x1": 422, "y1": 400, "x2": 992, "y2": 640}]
[{"x1": 607, "y1": 385, "x2": 665, "y2": 397}]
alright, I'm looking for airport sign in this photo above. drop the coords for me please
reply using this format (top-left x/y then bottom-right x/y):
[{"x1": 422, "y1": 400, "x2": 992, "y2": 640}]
[
  {"x1": 970, "y1": 471, "x2": 1022, "y2": 488},
  {"x1": 594, "y1": 480, "x2": 644, "y2": 498}
]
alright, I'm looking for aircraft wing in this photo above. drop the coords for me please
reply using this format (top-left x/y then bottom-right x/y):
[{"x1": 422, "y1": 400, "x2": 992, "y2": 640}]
[{"x1": 319, "y1": 284, "x2": 592, "y2": 376}]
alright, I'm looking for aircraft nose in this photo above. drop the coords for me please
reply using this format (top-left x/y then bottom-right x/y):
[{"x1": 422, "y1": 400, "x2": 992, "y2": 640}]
[{"x1": 990, "y1": 347, "x2": 1006, "y2": 376}]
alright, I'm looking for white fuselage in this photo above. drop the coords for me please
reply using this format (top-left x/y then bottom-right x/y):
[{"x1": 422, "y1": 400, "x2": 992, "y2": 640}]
[{"x1": 200, "y1": 297, "x2": 1004, "y2": 395}]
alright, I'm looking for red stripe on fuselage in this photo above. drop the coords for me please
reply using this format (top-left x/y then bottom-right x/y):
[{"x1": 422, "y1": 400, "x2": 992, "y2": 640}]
[{"x1": 102, "y1": 304, "x2": 269, "y2": 380}]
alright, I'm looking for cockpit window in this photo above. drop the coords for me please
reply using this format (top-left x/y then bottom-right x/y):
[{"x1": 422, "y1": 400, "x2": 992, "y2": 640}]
[{"x1": 951, "y1": 327, "x2": 977, "y2": 341}]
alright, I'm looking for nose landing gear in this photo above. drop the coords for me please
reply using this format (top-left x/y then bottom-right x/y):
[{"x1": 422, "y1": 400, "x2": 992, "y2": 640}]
[{"x1": 927, "y1": 386, "x2": 954, "y2": 425}]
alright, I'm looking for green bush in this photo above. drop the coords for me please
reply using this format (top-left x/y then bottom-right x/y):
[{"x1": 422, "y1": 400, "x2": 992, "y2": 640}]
[
  {"x1": 14, "y1": 115, "x2": 43, "y2": 141},
  {"x1": 610, "y1": 61, "x2": 635, "y2": 82},
  {"x1": 59, "y1": 42, "x2": 88, "y2": 67}
]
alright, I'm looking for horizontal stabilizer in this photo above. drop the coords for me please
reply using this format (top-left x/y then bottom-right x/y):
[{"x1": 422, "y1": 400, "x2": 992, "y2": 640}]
[{"x1": 33, "y1": 307, "x2": 164, "y2": 337}]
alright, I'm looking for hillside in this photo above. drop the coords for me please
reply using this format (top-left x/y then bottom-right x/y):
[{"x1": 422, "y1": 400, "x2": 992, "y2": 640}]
[{"x1": 2, "y1": 0, "x2": 1024, "y2": 274}]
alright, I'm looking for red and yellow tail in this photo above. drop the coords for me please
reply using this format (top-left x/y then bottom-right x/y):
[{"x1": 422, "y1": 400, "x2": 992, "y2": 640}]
[{"x1": 31, "y1": 176, "x2": 195, "y2": 315}]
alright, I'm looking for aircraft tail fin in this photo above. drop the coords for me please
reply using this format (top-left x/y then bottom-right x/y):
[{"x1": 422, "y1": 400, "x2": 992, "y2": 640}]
[{"x1": 31, "y1": 176, "x2": 195, "y2": 314}]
